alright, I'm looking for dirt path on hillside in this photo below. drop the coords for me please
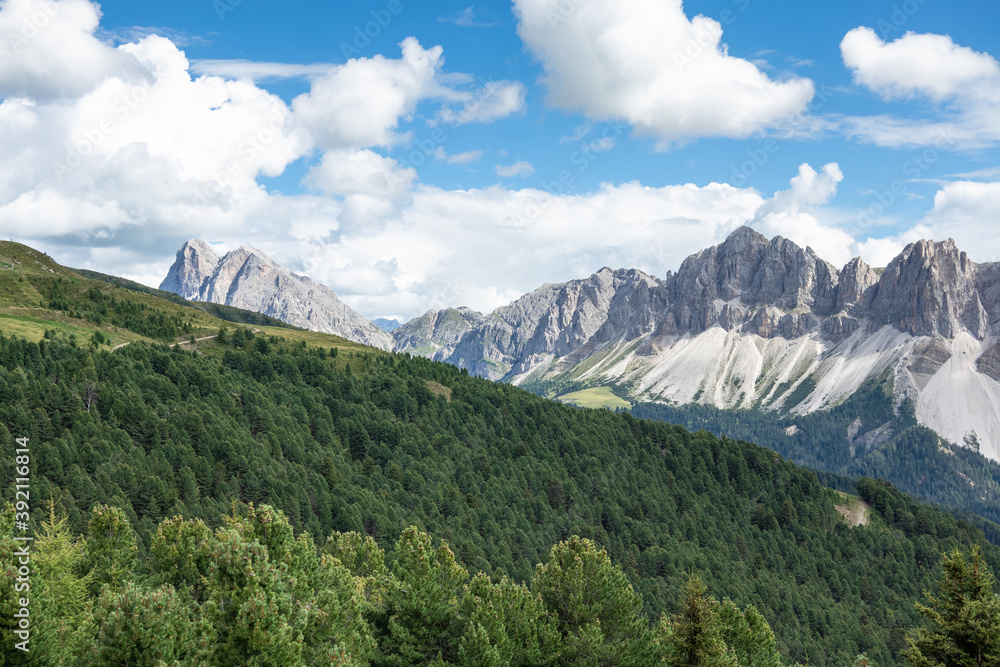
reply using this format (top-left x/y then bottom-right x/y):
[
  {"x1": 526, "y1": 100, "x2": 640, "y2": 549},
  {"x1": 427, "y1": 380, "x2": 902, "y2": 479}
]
[{"x1": 111, "y1": 327, "x2": 262, "y2": 353}]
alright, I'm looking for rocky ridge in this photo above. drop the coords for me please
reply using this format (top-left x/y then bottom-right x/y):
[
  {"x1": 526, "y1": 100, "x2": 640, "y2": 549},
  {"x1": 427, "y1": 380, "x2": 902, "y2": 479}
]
[
  {"x1": 160, "y1": 229, "x2": 1000, "y2": 461},
  {"x1": 393, "y1": 307, "x2": 485, "y2": 361},
  {"x1": 433, "y1": 227, "x2": 1000, "y2": 461},
  {"x1": 159, "y1": 241, "x2": 393, "y2": 350}
]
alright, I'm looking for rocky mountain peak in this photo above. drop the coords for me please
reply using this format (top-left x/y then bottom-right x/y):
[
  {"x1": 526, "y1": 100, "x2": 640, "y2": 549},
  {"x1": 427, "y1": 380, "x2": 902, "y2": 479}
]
[
  {"x1": 665, "y1": 227, "x2": 839, "y2": 335},
  {"x1": 159, "y1": 239, "x2": 220, "y2": 300},
  {"x1": 868, "y1": 238, "x2": 987, "y2": 338},
  {"x1": 836, "y1": 257, "x2": 878, "y2": 313},
  {"x1": 392, "y1": 307, "x2": 485, "y2": 361},
  {"x1": 160, "y1": 240, "x2": 392, "y2": 350}
]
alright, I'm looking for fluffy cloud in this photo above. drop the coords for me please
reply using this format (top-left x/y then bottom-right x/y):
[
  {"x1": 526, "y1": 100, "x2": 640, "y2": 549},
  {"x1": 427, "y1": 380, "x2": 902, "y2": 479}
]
[
  {"x1": 0, "y1": 1, "x2": 532, "y2": 288},
  {"x1": 305, "y1": 150, "x2": 416, "y2": 199},
  {"x1": 189, "y1": 60, "x2": 334, "y2": 81},
  {"x1": 0, "y1": 0, "x2": 943, "y2": 324},
  {"x1": 748, "y1": 163, "x2": 856, "y2": 266},
  {"x1": 289, "y1": 39, "x2": 525, "y2": 147},
  {"x1": 513, "y1": 0, "x2": 814, "y2": 144},
  {"x1": 299, "y1": 179, "x2": 765, "y2": 318},
  {"x1": 840, "y1": 29, "x2": 1000, "y2": 148},
  {"x1": 291, "y1": 37, "x2": 444, "y2": 151},
  {"x1": 303, "y1": 149, "x2": 417, "y2": 234},
  {"x1": 0, "y1": 0, "x2": 141, "y2": 100},
  {"x1": 433, "y1": 148, "x2": 483, "y2": 165},
  {"x1": 921, "y1": 181, "x2": 1000, "y2": 256},
  {"x1": 848, "y1": 179, "x2": 1000, "y2": 268},
  {"x1": 0, "y1": 23, "x2": 310, "y2": 254},
  {"x1": 842, "y1": 28, "x2": 999, "y2": 101},
  {"x1": 437, "y1": 80, "x2": 526, "y2": 125}
]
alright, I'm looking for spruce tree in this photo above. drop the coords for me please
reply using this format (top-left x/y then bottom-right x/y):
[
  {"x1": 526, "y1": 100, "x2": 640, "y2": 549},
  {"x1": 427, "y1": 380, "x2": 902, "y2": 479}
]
[
  {"x1": 661, "y1": 574, "x2": 735, "y2": 667},
  {"x1": 903, "y1": 546, "x2": 1000, "y2": 666},
  {"x1": 28, "y1": 500, "x2": 92, "y2": 665}
]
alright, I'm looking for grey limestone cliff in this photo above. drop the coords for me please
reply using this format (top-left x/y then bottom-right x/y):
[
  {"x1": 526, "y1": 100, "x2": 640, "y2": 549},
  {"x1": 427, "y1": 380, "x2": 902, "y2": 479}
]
[
  {"x1": 159, "y1": 239, "x2": 220, "y2": 301},
  {"x1": 159, "y1": 240, "x2": 393, "y2": 350},
  {"x1": 392, "y1": 307, "x2": 485, "y2": 361}
]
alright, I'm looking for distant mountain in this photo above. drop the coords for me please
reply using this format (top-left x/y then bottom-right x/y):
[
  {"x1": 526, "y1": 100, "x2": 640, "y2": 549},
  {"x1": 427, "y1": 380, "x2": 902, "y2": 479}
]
[
  {"x1": 426, "y1": 227, "x2": 1000, "y2": 463},
  {"x1": 160, "y1": 230, "x2": 1000, "y2": 464},
  {"x1": 393, "y1": 307, "x2": 485, "y2": 361},
  {"x1": 373, "y1": 318, "x2": 402, "y2": 332},
  {"x1": 160, "y1": 240, "x2": 393, "y2": 350}
]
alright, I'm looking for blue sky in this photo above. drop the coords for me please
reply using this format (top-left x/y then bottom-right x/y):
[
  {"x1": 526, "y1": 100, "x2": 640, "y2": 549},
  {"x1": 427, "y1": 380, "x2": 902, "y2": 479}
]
[
  {"x1": 1, "y1": 0, "x2": 999, "y2": 320},
  {"x1": 93, "y1": 0, "x2": 997, "y2": 211}
]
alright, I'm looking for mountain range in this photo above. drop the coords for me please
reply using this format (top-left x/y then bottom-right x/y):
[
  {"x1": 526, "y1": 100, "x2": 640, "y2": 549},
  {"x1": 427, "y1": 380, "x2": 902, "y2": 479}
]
[{"x1": 161, "y1": 228, "x2": 1000, "y2": 463}]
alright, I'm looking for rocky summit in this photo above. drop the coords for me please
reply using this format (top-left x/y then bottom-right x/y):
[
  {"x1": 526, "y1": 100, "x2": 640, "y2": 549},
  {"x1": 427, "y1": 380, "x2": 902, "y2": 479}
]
[{"x1": 160, "y1": 240, "x2": 393, "y2": 350}]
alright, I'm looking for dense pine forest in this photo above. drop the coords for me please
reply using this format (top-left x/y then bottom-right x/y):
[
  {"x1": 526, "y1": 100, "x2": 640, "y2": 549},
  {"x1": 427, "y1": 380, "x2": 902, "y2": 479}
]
[
  {"x1": 1, "y1": 325, "x2": 999, "y2": 664},
  {"x1": 629, "y1": 381, "x2": 1000, "y2": 529}
]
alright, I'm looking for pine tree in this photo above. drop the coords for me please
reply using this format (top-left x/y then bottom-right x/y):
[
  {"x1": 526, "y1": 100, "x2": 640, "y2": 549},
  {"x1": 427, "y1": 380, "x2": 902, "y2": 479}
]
[
  {"x1": 903, "y1": 545, "x2": 1000, "y2": 666},
  {"x1": 661, "y1": 574, "x2": 735, "y2": 667},
  {"x1": 87, "y1": 582, "x2": 208, "y2": 666},
  {"x1": 718, "y1": 598, "x2": 781, "y2": 667},
  {"x1": 377, "y1": 527, "x2": 470, "y2": 666},
  {"x1": 458, "y1": 572, "x2": 561, "y2": 666},
  {"x1": 31, "y1": 499, "x2": 93, "y2": 665},
  {"x1": 84, "y1": 505, "x2": 138, "y2": 595},
  {"x1": 531, "y1": 535, "x2": 655, "y2": 666}
]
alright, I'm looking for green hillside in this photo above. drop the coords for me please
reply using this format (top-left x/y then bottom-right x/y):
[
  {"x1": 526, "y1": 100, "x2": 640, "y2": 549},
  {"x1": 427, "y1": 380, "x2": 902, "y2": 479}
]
[
  {"x1": 629, "y1": 377, "x2": 1000, "y2": 532},
  {"x1": 0, "y1": 241, "x2": 364, "y2": 353},
  {"x1": 0, "y1": 246, "x2": 998, "y2": 664}
]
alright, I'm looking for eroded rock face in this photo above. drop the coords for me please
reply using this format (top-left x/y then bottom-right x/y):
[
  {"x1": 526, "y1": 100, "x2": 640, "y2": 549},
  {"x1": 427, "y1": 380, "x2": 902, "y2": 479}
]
[
  {"x1": 437, "y1": 228, "x2": 1000, "y2": 382},
  {"x1": 159, "y1": 241, "x2": 392, "y2": 350},
  {"x1": 159, "y1": 240, "x2": 220, "y2": 301},
  {"x1": 866, "y1": 239, "x2": 989, "y2": 339},
  {"x1": 392, "y1": 308, "x2": 485, "y2": 361},
  {"x1": 444, "y1": 268, "x2": 663, "y2": 380},
  {"x1": 976, "y1": 342, "x2": 1000, "y2": 382}
]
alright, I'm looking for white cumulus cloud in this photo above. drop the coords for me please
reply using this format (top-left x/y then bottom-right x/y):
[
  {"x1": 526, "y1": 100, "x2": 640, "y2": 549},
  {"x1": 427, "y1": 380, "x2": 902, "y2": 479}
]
[
  {"x1": 291, "y1": 37, "x2": 445, "y2": 151},
  {"x1": 513, "y1": 0, "x2": 814, "y2": 144},
  {"x1": 842, "y1": 28, "x2": 1000, "y2": 101},
  {"x1": 0, "y1": 0, "x2": 142, "y2": 100},
  {"x1": 305, "y1": 149, "x2": 416, "y2": 199},
  {"x1": 839, "y1": 29, "x2": 1000, "y2": 148},
  {"x1": 748, "y1": 163, "x2": 855, "y2": 266},
  {"x1": 920, "y1": 181, "x2": 1000, "y2": 257},
  {"x1": 437, "y1": 80, "x2": 526, "y2": 125}
]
